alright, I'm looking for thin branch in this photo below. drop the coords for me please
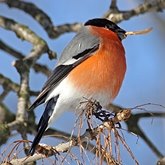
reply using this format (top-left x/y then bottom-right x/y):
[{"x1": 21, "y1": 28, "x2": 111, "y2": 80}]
[
  {"x1": 0, "y1": 40, "x2": 51, "y2": 76},
  {"x1": 1, "y1": 103, "x2": 165, "y2": 163},
  {"x1": 0, "y1": 15, "x2": 56, "y2": 128},
  {"x1": 3, "y1": 109, "x2": 131, "y2": 165},
  {"x1": 4, "y1": 0, "x2": 56, "y2": 38},
  {"x1": 0, "y1": 103, "x2": 14, "y2": 124},
  {"x1": 0, "y1": 103, "x2": 15, "y2": 145},
  {"x1": 103, "y1": 0, "x2": 165, "y2": 23},
  {"x1": 2, "y1": 0, "x2": 82, "y2": 38},
  {"x1": 0, "y1": 89, "x2": 10, "y2": 102},
  {"x1": 107, "y1": 103, "x2": 165, "y2": 158},
  {"x1": 52, "y1": 23, "x2": 82, "y2": 38},
  {"x1": 126, "y1": 114, "x2": 164, "y2": 158},
  {"x1": 0, "y1": 40, "x2": 25, "y2": 59},
  {"x1": 13, "y1": 60, "x2": 29, "y2": 122},
  {"x1": 0, "y1": 16, "x2": 56, "y2": 63},
  {"x1": 132, "y1": 112, "x2": 165, "y2": 119},
  {"x1": 109, "y1": 0, "x2": 118, "y2": 12},
  {"x1": 45, "y1": 128, "x2": 97, "y2": 157},
  {"x1": 0, "y1": 73, "x2": 39, "y2": 96},
  {"x1": 2, "y1": 1, "x2": 165, "y2": 40}
]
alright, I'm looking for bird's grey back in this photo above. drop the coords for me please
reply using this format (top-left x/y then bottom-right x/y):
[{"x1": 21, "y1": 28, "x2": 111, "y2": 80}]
[{"x1": 57, "y1": 26, "x2": 100, "y2": 66}]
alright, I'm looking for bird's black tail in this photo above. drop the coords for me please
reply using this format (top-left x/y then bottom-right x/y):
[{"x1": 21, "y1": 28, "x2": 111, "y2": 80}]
[{"x1": 28, "y1": 95, "x2": 59, "y2": 156}]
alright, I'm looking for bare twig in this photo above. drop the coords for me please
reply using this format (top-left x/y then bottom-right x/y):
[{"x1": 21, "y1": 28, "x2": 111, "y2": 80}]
[
  {"x1": 2, "y1": 0, "x2": 82, "y2": 38},
  {"x1": 104, "y1": 0, "x2": 165, "y2": 23},
  {"x1": 0, "y1": 73, "x2": 39, "y2": 96},
  {"x1": 126, "y1": 114, "x2": 164, "y2": 158},
  {"x1": 0, "y1": 16, "x2": 56, "y2": 63},
  {"x1": 108, "y1": 103, "x2": 165, "y2": 158},
  {"x1": 0, "y1": 103, "x2": 15, "y2": 145},
  {"x1": 0, "y1": 40, "x2": 51, "y2": 76},
  {"x1": 1, "y1": 108, "x2": 131, "y2": 165},
  {"x1": 0, "y1": 15, "x2": 56, "y2": 150},
  {"x1": 4, "y1": 0, "x2": 56, "y2": 38},
  {"x1": 109, "y1": 0, "x2": 118, "y2": 12},
  {"x1": 53, "y1": 23, "x2": 82, "y2": 38},
  {"x1": 125, "y1": 27, "x2": 153, "y2": 36},
  {"x1": 13, "y1": 60, "x2": 29, "y2": 122}
]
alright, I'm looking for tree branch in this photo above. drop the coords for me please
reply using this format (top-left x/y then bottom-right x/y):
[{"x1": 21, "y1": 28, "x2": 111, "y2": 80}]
[
  {"x1": 1, "y1": 0, "x2": 82, "y2": 39},
  {"x1": 108, "y1": 103, "x2": 165, "y2": 158},
  {"x1": 0, "y1": 16, "x2": 56, "y2": 63},
  {"x1": 2, "y1": 109, "x2": 131, "y2": 165},
  {"x1": 0, "y1": 16, "x2": 56, "y2": 148},
  {"x1": 0, "y1": 40, "x2": 51, "y2": 76},
  {"x1": 4, "y1": 0, "x2": 56, "y2": 38},
  {"x1": 126, "y1": 113, "x2": 164, "y2": 158},
  {"x1": 0, "y1": 73, "x2": 39, "y2": 97},
  {"x1": 103, "y1": 0, "x2": 165, "y2": 23},
  {"x1": 52, "y1": 23, "x2": 82, "y2": 38}
]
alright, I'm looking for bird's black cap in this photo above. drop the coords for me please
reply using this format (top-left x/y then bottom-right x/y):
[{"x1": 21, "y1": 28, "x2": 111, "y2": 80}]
[{"x1": 85, "y1": 18, "x2": 126, "y2": 40}]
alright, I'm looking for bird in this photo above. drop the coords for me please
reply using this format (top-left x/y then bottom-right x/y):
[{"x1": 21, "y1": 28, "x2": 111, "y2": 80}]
[{"x1": 28, "y1": 18, "x2": 127, "y2": 155}]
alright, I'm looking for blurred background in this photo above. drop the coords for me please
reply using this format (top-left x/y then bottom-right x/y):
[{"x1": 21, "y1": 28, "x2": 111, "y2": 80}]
[{"x1": 0, "y1": 0, "x2": 165, "y2": 164}]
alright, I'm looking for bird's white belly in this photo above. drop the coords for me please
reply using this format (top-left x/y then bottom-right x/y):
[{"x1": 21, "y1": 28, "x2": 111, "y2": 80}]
[{"x1": 45, "y1": 76, "x2": 112, "y2": 125}]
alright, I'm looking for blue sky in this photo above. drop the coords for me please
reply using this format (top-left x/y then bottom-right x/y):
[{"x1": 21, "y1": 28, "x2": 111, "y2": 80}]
[{"x1": 0, "y1": 0, "x2": 165, "y2": 164}]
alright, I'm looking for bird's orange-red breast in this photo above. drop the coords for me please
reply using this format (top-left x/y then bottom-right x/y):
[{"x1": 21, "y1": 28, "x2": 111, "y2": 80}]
[{"x1": 68, "y1": 26, "x2": 126, "y2": 101}]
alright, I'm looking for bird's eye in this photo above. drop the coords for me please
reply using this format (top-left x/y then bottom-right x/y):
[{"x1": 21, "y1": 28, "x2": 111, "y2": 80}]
[
  {"x1": 105, "y1": 24, "x2": 110, "y2": 29},
  {"x1": 105, "y1": 24, "x2": 116, "y2": 30}
]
